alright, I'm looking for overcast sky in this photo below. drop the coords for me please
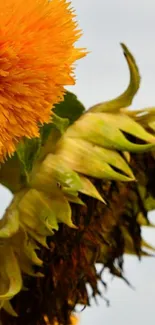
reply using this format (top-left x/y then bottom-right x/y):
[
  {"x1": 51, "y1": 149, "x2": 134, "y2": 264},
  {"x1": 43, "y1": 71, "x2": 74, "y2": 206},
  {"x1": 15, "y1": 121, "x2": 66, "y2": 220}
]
[
  {"x1": 69, "y1": 1, "x2": 155, "y2": 324},
  {"x1": 1, "y1": 1, "x2": 155, "y2": 325}
]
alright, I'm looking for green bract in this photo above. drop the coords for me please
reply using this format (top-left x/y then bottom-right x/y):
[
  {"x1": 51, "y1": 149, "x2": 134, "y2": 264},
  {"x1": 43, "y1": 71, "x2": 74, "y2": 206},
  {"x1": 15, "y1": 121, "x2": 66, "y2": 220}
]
[{"x1": 1, "y1": 44, "x2": 155, "y2": 323}]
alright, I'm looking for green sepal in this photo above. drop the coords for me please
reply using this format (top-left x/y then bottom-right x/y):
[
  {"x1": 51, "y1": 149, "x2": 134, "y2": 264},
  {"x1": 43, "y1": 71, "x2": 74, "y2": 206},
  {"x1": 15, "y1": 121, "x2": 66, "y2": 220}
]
[
  {"x1": 2, "y1": 300, "x2": 18, "y2": 317},
  {"x1": 89, "y1": 43, "x2": 140, "y2": 112}
]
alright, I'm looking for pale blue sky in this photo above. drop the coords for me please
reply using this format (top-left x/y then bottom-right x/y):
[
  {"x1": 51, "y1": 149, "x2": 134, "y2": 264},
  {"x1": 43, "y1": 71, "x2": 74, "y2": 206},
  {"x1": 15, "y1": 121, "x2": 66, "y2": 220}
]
[{"x1": 1, "y1": 1, "x2": 155, "y2": 324}]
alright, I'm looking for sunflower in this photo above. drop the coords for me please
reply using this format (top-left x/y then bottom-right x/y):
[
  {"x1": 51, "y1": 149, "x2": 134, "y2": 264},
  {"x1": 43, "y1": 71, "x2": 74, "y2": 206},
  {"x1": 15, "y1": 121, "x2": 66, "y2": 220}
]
[
  {"x1": 1, "y1": 44, "x2": 155, "y2": 325},
  {"x1": 0, "y1": 0, "x2": 86, "y2": 161}
]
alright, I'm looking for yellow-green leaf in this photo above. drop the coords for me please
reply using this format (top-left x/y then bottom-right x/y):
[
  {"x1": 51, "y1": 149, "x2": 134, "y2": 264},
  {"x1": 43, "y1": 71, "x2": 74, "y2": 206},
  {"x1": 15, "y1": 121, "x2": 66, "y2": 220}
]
[
  {"x1": 2, "y1": 300, "x2": 18, "y2": 317},
  {"x1": 65, "y1": 112, "x2": 155, "y2": 152},
  {"x1": 0, "y1": 209, "x2": 19, "y2": 239},
  {"x1": 79, "y1": 175, "x2": 106, "y2": 203},
  {"x1": 31, "y1": 154, "x2": 82, "y2": 193},
  {"x1": 56, "y1": 138, "x2": 134, "y2": 181},
  {"x1": 0, "y1": 245, "x2": 22, "y2": 300}
]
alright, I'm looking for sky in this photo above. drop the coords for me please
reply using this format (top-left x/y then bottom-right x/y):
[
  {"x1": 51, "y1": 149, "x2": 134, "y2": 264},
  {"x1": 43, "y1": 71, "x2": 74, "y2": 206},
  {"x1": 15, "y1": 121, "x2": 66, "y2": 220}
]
[{"x1": 0, "y1": 0, "x2": 155, "y2": 324}]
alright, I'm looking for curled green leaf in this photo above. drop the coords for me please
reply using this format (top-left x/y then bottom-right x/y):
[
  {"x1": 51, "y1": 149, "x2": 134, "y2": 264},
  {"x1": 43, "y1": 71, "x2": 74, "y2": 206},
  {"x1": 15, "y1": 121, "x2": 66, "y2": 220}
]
[{"x1": 89, "y1": 43, "x2": 140, "y2": 112}]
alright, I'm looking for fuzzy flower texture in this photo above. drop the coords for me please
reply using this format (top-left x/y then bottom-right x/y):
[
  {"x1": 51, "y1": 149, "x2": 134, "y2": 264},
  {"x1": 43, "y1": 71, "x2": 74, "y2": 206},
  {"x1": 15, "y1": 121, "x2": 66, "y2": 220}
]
[{"x1": 0, "y1": 0, "x2": 85, "y2": 161}]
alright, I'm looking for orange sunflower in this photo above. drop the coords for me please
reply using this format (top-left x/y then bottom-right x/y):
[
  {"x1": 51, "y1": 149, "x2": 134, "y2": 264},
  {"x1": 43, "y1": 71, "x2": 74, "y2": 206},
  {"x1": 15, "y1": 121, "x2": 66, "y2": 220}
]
[{"x1": 0, "y1": 0, "x2": 86, "y2": 161}]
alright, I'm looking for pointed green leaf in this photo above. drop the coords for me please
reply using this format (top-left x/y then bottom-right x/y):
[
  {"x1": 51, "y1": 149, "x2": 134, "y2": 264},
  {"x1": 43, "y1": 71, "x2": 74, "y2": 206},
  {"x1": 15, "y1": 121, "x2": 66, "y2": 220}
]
[
  {"x1": 2, "y1": 300, "x2": 18, "y2": 317},
  {"x1": 89, "y1": 43, "x2": 140, "y2": 112},
  {"x1": 18, "y1": 190, "x2": 54, "y2": 236},
  {"x1": 66, "y1": 112, "x2": 155, "y2": 152},
  {"x1": 95, "y1": 146, "x2": 134, "y2": 178},
  {"x1": 46, "y1": 195, "x2": 76, "y2": 229},
  {"x1": 10, "y1": 230, "x2": 44, "y2": 276},
  {"x1": 33, "y1": 153, "x2": 83, "y2": 193},
  {"x1": 101, "y1": 113, "x2": 155, "y2": 143},
  {"x1": 79, "y1": 175, "x2": 106, "y2": 203},
  {"x1": 65, "y1": 194, "x2": 85, "y2": 205},
  {"x1": 23, "y1": 226, "x2": 48, "y2": 248},
  {"x1": 19, "y1": 189, "x2": 76, "y2": 233},
  {"x1": 17, "y1": 254, "x2": 44, "y2": 277},
  {"x1": 23, "y1": 238, "x2": 43, "y2": 267},
  {"x1": 56, "y1": 138, "x2": 134, "y2": 181},
  {"x1": 16, "y1": 137, "x2": 41, "y2": 176},
  {"x1": 0, "y1": 245, "x2": 22, "y2": 300},
  {"x1": 142, "y1": 239, "x2": 155, "y2": 252},
  {"x1": 0, "y1": 209, "x2": 19, "y2": 238}
]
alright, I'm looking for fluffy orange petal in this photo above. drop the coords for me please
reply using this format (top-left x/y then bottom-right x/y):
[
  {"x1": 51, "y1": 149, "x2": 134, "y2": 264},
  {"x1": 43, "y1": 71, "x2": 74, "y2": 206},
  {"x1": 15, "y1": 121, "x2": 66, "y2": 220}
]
[{"x1": 0, "y1": 0, "x2": 86, "y2": 161}]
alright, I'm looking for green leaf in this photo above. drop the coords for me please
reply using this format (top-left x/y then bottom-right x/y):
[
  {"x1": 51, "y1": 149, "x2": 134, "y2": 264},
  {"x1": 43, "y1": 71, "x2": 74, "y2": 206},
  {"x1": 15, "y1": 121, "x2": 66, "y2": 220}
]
[
  {"x1": 52, "y1": 113, "x2": 69, "y2": 133},
  {"x1": 23, "y1": 237, "x2": 43, "y2": 267},
  {"x1": 14, "y1": 91, "x2": 85, "y2": 180},
  {"x1": 42, "y1": 194, "x2": 76, "y2": 229},
  {"x1": 79, "y1": 175, "x2": 106, "y2": 203},
  {"x1": 101, "y1": 112, "x2": 155, "y2": 143},
  {"x1": 16, "y1": 137, "x2": 41, "y2": 176},
  {"x1": 18, "y1": 189, "x2": 76, "y2": 239},
  {"x1": 11, "y1": 228, "x2": 43, "y2": 268},
  {"x1": 32, "y1": 153, "x2": 83, "y2": 193},
  {"x1": 2, "y1": 300, "x2": 18, "y2": 317},
  {"x1": 66, "y1": 112, "x2": 155, "y2": 152},
  {"x1": 0, "y1": 245, "x2": 22, "y2": 301},
  {"x1": 56, "y1": 137, "x2": 135, "y2": 181},
  {"x1": 0, "y1": 91, "x2": 85, "y2": 191},
  {"x1": 0, "y1": 209, "x2": 19, "y2": 239},
  {"x1": 89, "y1": 43, "x2": 140, "y2": 112},
  {"x1": 40, "y1": 115, "x2": 69, "y2": 147},
  {"x1": 64, "y1": 194, "x2": 85, "y2": 205},
  {"x1": 53, "y1": 91, "x2": 85, "y2": 124},
  {"x1": 40, "y1": 91, "x2": 86, "y2": 147},
  {"x1": 23, "y1": 226, "x2": 48, "y2": 248},
  {"x1": 18, "y1": 190, "x2": 55, "y2": 236}
]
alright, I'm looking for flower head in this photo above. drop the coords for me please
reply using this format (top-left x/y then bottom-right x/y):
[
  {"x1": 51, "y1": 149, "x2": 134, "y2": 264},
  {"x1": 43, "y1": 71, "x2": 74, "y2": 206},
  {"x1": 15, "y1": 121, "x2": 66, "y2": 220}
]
[{"x1": 0, "y1": 0, "x2": 86, "y2": 161}]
